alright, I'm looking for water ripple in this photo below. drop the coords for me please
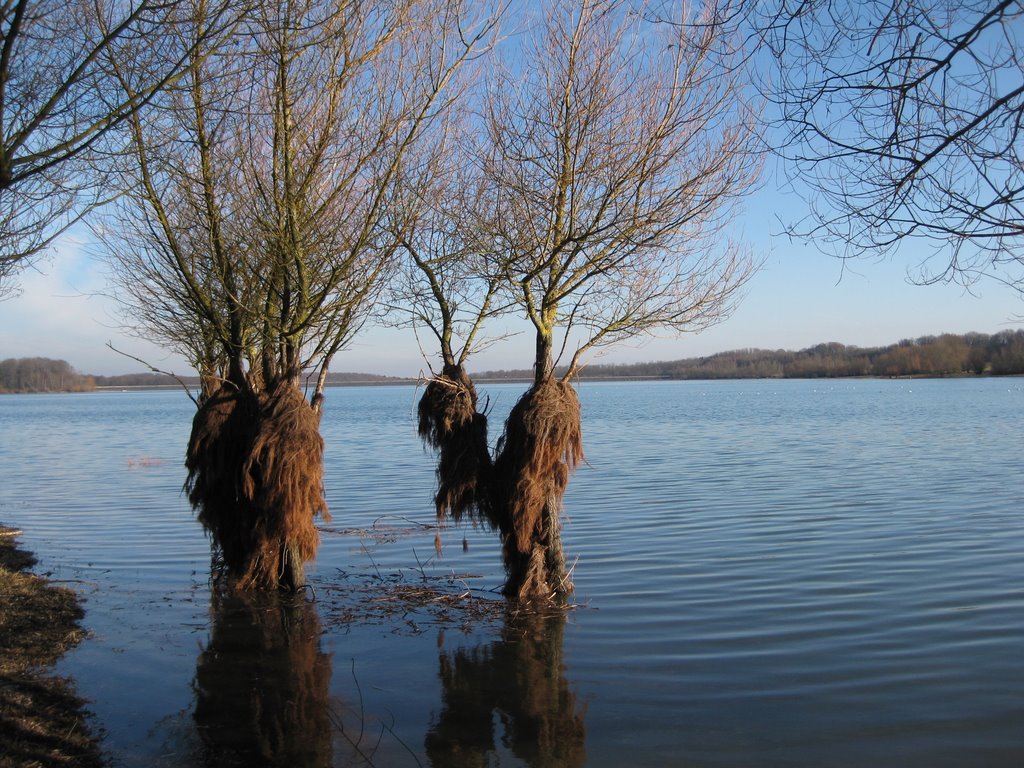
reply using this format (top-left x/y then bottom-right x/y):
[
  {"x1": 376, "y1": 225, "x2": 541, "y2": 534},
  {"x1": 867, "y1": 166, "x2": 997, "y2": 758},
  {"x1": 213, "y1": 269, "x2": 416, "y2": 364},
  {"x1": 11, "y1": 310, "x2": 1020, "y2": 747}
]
[{"x1": 1, "y1": 380, "x2": 1023, "y2": 766}]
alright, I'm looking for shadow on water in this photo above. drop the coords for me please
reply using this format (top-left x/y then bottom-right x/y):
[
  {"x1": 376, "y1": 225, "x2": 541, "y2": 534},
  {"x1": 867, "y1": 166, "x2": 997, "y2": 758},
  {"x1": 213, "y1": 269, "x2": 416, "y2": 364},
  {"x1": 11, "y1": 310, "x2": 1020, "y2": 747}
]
[
  {"x1": 426, "y1": 610, "x2": 587, "y2": 768},
  {"x1": 192, "y1": 590, "x2": 333, "y2": 767}
]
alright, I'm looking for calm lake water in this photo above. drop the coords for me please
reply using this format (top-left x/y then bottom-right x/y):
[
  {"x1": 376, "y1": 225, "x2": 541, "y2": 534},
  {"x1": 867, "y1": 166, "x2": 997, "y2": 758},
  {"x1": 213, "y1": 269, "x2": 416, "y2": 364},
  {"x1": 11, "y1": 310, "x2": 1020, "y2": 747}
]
[{"x1": 1, "y1": 378, "x2": 1023, "y2": 766}]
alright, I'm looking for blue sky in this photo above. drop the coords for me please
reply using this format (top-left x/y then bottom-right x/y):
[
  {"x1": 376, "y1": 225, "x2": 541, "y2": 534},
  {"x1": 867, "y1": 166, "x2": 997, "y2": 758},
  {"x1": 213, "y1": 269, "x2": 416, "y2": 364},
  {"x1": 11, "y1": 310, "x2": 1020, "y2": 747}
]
[
  {"x1": 3, "y1": 5, "x2": 1019, "y2": 378},
  {"x1": 1, "y1": 174, "x2": 1019, "y2": 378}
]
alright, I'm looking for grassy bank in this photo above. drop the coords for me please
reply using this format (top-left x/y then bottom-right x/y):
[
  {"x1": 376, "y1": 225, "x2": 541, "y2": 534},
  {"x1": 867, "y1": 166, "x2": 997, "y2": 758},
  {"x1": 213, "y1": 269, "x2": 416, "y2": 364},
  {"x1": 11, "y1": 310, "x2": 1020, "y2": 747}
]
[{"x1": 0, "y1": 526, "x2": 103, "y2": 767}]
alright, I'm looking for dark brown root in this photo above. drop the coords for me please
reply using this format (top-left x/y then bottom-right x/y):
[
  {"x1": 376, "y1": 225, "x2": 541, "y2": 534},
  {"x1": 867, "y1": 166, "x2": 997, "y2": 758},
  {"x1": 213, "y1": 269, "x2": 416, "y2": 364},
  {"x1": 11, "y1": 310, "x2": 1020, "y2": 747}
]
[
  {"x1": 186, "y1": 379, "x2": 330, "y2": 590},
  {"x1": 492, "y1": 378, "x2": 582, "y2": 602},
  {"x1": 418, "y1": 364, "x2": 493, "y2": 525},
  {"x1": 186, "y1": 383, "x2": 261, "y2": 582}
]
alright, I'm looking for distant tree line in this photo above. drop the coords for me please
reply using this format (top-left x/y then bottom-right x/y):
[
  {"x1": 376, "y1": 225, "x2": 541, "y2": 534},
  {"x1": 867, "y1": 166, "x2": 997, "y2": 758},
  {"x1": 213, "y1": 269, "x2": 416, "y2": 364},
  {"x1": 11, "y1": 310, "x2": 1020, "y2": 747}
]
[
  {"x1": 89, "y1": 371, "x2": 409, "y2": 389},
  {"x1": 7, "y1": 330, "x2": 1024, "y2": 394},
  {"x1": 92, "y1": 372, "x2": 187, "y2": 388},
  {"x1": 474, "y1": 331, "x2": 1024, "y2": 381},
  {"x1": 0, "y1": 358, "x2": 95, "y2": 393},
  {"x1": 0, "y1": 370, "x2": 411, "y2": 393}
]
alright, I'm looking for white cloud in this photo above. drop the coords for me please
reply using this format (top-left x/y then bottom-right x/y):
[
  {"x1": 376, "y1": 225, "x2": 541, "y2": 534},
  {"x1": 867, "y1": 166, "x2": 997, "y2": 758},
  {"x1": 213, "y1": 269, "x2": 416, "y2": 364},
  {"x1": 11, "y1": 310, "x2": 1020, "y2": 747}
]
[{"x1": 0, "y1": 231, "x2": 192, "y2": 375}]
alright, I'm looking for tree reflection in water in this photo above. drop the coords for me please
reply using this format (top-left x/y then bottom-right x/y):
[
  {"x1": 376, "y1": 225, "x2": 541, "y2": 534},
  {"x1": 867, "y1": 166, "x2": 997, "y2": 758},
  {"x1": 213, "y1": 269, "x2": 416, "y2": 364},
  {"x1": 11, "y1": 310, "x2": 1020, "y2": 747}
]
[
  {"x1": 192, "y1": 590, "x2": 332, "y2": 766},
  {"x1": 426, "y1": 611, "x2": 586, "y2": 767}
]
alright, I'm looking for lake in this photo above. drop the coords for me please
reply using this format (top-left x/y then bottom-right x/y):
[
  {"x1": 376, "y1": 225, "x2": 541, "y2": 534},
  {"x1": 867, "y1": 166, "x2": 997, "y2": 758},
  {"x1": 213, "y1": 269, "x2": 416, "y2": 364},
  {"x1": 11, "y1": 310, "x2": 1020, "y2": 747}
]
[{"x1": 1, "y1": 378, "x2": 1022, "y2": 766}]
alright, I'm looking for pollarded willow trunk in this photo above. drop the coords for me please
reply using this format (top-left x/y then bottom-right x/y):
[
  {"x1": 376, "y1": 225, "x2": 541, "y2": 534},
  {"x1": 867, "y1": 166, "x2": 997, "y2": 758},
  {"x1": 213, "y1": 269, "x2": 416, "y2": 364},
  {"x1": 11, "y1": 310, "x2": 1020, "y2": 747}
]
[
  {"x1": 418, "y1": 363, "x2": 494, "y2": 524},
  {"x1": 419, "y1": 364, "x2": 582, "y2": 602},
  {"x1": 185, "y1": 376, "x2": 330, "y2": 590},
  {"x1": 492, "y1": 377, "x2": 582, "y2": 602}
]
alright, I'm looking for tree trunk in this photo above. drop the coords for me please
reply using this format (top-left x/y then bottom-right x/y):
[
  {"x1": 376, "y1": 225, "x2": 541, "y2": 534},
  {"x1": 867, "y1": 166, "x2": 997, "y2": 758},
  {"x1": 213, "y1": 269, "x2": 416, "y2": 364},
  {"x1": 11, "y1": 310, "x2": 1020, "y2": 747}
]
[
  {"x1": 534, "y1": 330, "x2": 553, "y2": 385},
  {"x1": 492, "y1": 377, "x2": 581, "y2": 602},
  {"x1": 501, "y1": 490, "x2": 573, "y2": 601},
  {"x1": 280, "y1": 541, "x2": 306, "y2": 592},
  {"x1": 418, "y1": 363, "x2": 493, "y2": 525},
  {"x1": 186, "y1": 377, "x2": 329, "y2": 590}
]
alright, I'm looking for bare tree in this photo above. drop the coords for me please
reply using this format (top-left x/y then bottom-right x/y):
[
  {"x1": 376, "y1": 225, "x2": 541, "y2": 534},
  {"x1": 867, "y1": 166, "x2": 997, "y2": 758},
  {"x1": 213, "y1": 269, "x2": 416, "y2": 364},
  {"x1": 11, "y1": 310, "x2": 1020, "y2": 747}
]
[
  {"x1": 402, "y1": 0, "x2": 761, "y2": 601},
  {"x1": 483, "y1": 0, "x2": 758, "y2": 387},
  {"x1": 757, "y1": 0, "x2": 1024, "y2": 286},
  {"x1": 386, "y1": 114, "x2": 507, "y2": 526},
  {"x1": 101, "y1": 0, "x2": 501, "y2": 589},
  {"x1": 390, "y1": 134, "x2": 503, "y2": 376},
  {"x1": 0, "y1": 0, "x2": 239, "y2": 298}
]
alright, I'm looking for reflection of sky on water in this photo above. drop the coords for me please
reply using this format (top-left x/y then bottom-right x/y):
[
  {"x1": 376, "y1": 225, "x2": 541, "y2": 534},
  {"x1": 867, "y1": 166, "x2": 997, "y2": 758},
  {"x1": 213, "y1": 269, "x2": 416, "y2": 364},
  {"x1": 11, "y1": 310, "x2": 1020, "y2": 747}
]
[
  {"x1": 1, "y1": 381, "x2": 1023, "y2": 766},
  {"x1": 191, "y1": 592, "x2": 333, "y2": 766},
  {"x1": 426, "y1": 611, "x2": 585, "y2": 768}
]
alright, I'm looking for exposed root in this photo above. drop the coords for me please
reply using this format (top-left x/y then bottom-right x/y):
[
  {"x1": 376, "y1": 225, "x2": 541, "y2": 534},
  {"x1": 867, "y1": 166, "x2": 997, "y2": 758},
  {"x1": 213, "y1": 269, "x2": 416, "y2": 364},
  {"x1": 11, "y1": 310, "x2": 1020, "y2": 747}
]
[
  {"x1": 186, "y1": 379, "x2": 330, "y2": 591},
  {"x1": 492, "y1": 378, "x2": 582, "y2": 602},
  {"x1": 418, "y1": 364, "x2": 493, "y2": 525},
  {"x1": 239, "y1": 379, "x2": 330, "y2": 589},
  {"x1": 186, "y1": 384, "x2": 260, "y2": 583}
]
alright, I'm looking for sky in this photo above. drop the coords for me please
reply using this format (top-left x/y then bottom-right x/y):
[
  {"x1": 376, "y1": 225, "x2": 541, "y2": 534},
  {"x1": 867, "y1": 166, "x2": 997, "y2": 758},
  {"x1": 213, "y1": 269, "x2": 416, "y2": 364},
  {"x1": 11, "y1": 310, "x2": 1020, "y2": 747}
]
[
  {"x1": 1, "y1": 173, "x2": 1020, "y2": 378},
  {"x1": 2, "y1": 4, "x2": 1020, "y2": 379}
]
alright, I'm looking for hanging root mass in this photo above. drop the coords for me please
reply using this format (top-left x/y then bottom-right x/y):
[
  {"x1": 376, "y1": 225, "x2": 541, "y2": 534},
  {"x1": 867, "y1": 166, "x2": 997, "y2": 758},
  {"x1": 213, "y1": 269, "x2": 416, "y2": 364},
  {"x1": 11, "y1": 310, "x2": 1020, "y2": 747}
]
[
  {"x1": 186, "y1": 379, "x2": 330, "y2": 590},
  {"x1": 492, "y1": 378, "x2": 583, "y2": 602},
  {"x1": 420, "y1": 368, "x2": 584, "y2": 603},
  {"x1": 418, "y1": 364, "x2": 493, "y2": 525}
]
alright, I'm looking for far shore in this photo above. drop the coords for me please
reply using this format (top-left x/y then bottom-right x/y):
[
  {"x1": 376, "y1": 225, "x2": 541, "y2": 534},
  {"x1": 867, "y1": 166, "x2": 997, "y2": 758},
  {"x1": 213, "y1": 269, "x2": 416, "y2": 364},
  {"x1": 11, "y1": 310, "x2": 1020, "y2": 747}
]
[
  {"x1": 1, "y1": 370, "x2": 1018, "y2": 396},
  {"x1": 77, "y1": 372, "x2": 1014, "y2": 393},
  {"x1": 6, "y1": 331, "x2": 1024, "y2": 393}
]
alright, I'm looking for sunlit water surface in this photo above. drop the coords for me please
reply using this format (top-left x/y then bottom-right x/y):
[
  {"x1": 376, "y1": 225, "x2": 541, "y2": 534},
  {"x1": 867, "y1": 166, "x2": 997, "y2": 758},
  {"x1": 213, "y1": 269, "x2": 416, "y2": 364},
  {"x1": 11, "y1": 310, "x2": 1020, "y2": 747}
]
[{"x1": 1, "y1": 379, "x2": 1022, "y2": 766}]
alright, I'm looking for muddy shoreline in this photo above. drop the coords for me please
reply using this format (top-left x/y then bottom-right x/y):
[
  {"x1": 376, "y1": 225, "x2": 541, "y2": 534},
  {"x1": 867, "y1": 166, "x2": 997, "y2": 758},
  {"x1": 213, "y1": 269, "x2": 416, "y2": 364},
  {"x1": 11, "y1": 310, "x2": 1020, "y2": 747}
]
[{"x1": 0, "y1": 525, "x2": 104, "y2": 767}]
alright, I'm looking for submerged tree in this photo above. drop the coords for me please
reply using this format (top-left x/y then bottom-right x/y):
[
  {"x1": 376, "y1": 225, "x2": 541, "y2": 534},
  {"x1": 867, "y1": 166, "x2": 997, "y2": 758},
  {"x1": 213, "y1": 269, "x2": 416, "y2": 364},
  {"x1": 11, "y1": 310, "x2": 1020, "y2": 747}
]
[
  {"x1": 101, "y1": 0, "x2": 500, "y2": 589},
  {"x1": 486, "y1": 0, "x2": 759, "y2": 600},
  {"x1": 0, "y1": 0, "x2": 238, "y2": 298},
  {"x1": 389, "y1": 115, "x2": 505, "y2": 527},
  {"x1": 406, "y1": 0, "x2": 761, "y2": 601}
]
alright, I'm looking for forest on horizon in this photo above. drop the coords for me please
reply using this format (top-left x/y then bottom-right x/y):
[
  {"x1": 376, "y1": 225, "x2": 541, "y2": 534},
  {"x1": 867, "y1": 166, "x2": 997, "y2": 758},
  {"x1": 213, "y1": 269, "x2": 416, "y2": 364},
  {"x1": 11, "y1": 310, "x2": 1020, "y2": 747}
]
[{"x1": 4, "y1": 329, "x2": 1024, "y2": 394}]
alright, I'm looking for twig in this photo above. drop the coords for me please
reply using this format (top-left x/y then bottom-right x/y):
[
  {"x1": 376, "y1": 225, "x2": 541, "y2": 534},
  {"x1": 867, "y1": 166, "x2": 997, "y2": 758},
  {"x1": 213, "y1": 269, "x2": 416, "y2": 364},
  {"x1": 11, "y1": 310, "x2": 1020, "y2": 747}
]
[
  {"x1": 360, "y1": 537, "x2": 384, "y2": 582},
  {"x1": 378, "y1": 713, "x2": 424, "y2": 768},
  {"x1": 411, "y1": 547, "x2": 432, "y2": 582},
  {"x1": 105, "y1": 342, "x2": 201, "y2": 406},
  {"x1": 351, "y1": 659, "x2": 367, "y2": 754},
  {"x1": 323, "y1": 659, "x2": 378, "y2": 766},
  {"x1": 556, "y1": 554, "x2": 580, "y2": 594},
  {"x1": 372, "y1": 514, "x2": 437, "y2": 531},
  {"x1": 552, "y1": 557, "x2": 585, "y2": 606}
]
